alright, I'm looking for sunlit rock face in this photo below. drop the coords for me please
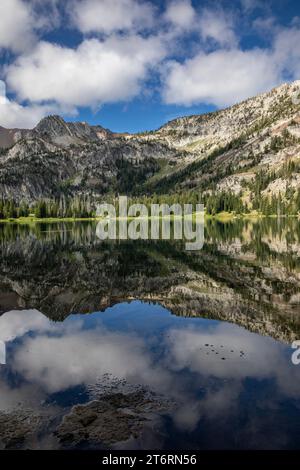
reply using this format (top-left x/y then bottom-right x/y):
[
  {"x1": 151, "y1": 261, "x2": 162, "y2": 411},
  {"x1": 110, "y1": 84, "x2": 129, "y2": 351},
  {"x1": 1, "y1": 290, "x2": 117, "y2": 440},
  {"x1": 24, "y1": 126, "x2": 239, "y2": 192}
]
[
  {"x1": 0, "y1": 114, "x2": 182, "y2": 203},
  {"x1": 1, "y1": 81, "x2": 300, "y2": 203}
]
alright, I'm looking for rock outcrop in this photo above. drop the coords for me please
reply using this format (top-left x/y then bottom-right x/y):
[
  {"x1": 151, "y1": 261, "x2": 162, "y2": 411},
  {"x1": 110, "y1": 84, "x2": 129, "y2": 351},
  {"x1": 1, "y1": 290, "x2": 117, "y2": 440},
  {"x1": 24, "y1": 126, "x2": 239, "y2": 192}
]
[{"x1": 1, "y1": 81, "x2": 300, "y2": 204}]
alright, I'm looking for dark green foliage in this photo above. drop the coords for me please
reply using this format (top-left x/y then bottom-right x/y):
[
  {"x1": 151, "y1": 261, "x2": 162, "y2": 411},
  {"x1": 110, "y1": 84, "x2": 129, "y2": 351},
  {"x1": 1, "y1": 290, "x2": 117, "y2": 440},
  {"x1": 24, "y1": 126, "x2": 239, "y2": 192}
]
[
  {"x1": 34, "y1": 200, "x2": 47, "y2": 218},
  {"x1": 251, "y1": 190, "x2": 300, "y2": 215},
  {"x1": 18, "y1": 201, "x2": 29, "y2": 217},
  {"x1": 0, "y1": 199, "x2": 17, "y2": 219},
  {"x1": 278, "y1": 160, "x2": 300, "y2": 178},
  {"x1": 0, "y1": 195, "x2": 94, "y2": 219},
  {"x1": 32, "y1": 195, "x2": 94, "y2": 218},
  {"x1": 267, "y1": 130, "x2": 299, "y2": 153},
  {"x1": 115, "y1": 157, "x2": 160, "y2": 194},
  {"x1": 144, "y1": 132, "x2": 252, "y2": 195},
  {"x1": 204, "y1": 191, "x2": 246, "y2": 215},
  {"x1": 248, "y1": 169, "x2": 276, "y2": 196}
]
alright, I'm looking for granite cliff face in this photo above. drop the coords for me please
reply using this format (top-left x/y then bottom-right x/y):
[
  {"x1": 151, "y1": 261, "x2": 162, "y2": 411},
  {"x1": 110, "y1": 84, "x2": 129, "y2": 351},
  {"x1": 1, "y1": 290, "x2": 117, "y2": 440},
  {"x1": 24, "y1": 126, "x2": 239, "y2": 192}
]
[
  {"x1": 0, "y1": 81, "x2": 300, "y2": 203},
  {"x1": 155, "y1": 82, "x2": 300, "y2": 150},
  {"x1": 0, "y1": 115, "x2": 114, "y2": 149},
  {"x1": 0, "y1": 116, "x2": 182, "y2": 202},
  {"x1": 142, "y1": 81, "x2": 300, "y2": 198},
  {"x1": 34, "y1": 115, "x2": 114, "y2": 146}
]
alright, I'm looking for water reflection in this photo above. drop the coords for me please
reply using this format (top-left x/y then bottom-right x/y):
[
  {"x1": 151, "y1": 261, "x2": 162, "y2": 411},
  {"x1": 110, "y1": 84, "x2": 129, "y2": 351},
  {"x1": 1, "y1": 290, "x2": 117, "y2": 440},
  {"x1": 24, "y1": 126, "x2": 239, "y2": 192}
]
[
  {"x1": 0, "y1": 219, "x2": 300, "y2": 449},
  {"x1": 1, "y1": 218, "x2": 300, "y2": 340},
  {"x1": 0, "y1": 302, "x2": 300, "y2": 449}
]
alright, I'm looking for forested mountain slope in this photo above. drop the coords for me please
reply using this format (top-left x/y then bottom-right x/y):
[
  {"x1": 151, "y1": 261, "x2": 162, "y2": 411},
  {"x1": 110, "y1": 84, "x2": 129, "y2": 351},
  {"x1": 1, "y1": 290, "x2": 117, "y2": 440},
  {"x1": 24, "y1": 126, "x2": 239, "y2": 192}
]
[{"x1": 1, "y1": 81, "x2": 300, "y2": 215}]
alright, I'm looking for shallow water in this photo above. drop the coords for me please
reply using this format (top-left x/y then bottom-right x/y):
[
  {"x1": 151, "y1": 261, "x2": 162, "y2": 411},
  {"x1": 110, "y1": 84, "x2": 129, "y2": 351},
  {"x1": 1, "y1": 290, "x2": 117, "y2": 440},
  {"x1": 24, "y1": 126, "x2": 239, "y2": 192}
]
[{"x1": 0, "y1": 218, "x2": 300, "y2": 449}]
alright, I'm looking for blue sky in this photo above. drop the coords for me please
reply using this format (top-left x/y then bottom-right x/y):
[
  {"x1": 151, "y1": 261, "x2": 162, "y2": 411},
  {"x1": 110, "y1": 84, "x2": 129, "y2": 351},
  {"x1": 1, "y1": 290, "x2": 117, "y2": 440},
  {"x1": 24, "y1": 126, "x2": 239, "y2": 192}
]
[{"x1": 0, "y1": 0, "x2": 300, "y2": 133}]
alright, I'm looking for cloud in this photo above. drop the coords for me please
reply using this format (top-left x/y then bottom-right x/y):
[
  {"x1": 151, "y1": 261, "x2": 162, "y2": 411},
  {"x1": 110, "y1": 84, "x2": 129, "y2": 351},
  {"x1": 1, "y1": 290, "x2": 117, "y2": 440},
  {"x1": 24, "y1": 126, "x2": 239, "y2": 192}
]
[
  {"x1": 163, "y1": 3, "x2": 237, "y2": 47},
  {"x1": 273, "y1": 25, "x2": 300, "y2": 78},
  {"x1": 198, "y1": 8, "x2": 237, "y2": 47},
  {"x1": 2, "y1": 306, "x2": 300, "y2": 440},
  {"x1": 253, "y1": 16, "x2": 277, "y2": 35},
  {"x1": 1, "y1": 1, "x2": 300, "y2": 126},
  {"x1": 0, "y1": 309, "x2": 50, "y2": 342},
  {"x1": 240, "y1": 0, "x2": 269, "y2": 13},
  {"x1": 0, "y1": 0, "x2": 62, "y2": 53},
  {"x1": 164, "y1": 0, "x2": 196, "y2": 30},
  {"x1": 30, "y1": 0, "x2": 62, "y2": 32},
  {"x1": 0, "y1": 80, "x2": 59, "y2": 128},
  {"x1": 165, "y1": 324, "x2": 300, "y2": 398},
  {"x1": 161, "y1": 11, "x2": 300, "y2": 108},
  {"x1": 162, "y1": 47, "x2": 278, "y2": 107},
  {"x1": 0, "y1": 0, "x2": 36, "y2": 52},
  {"x1": 13, "y1": 330, "x2": 153, "y2": 393},
  {"x1": 71, "y1": 0, "x2": 155, "y2": 34},
  {"x1": 8, "y1": 309, "x2": 170, "y2": 394},
  {"x1": 6, "y1": 35, "x2": 166, "y2": 108}
]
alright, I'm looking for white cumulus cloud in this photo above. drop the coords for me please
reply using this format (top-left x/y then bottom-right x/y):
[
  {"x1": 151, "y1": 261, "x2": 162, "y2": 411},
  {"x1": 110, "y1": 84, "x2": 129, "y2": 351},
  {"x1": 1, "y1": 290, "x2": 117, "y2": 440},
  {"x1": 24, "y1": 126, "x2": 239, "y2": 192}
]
[
  {"x1": 71, "y1": 0, "x2": 155, "y2": 34},
  {"x1": 0, "y1": 0, "x2": 63, "y2": 53},
  {"x1": 0, "y1": 80, "x2": 59, "y2": 128},
  {"x1": 6, "y1": 35, "x2": 166, "y2": 108},
  {"x1": 162, "y1": 48, "x2": 278, "y2": 107},
  {"x1": 164, "y1": 0, "x2": 196, "y2": 30},
  {"x1": 162, "y1": 21, "x2": 300, "y2": 108},
  {"x1": 273, "y1": 25, "x2": 300, "y2": 78},
  {"x1": 1, "y1": 1, "x2": 300, "y2": 126},
  {"x1": 0, "y1": 0, "x2": 36, "y2": 52},
  {"x1": 198, "y1": 8, "x2": 237, "y2": 47}
]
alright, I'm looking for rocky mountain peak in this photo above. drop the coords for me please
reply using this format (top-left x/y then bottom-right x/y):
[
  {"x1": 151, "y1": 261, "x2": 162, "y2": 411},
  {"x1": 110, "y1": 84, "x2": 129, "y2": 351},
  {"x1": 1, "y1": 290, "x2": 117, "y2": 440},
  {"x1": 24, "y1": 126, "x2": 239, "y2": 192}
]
[
  {"x1": 1, "y1": 80, "x2": 300, "y2": 206},
  {"x1": 35, "y1": 115, "x2": 68, "y2": 135},
  {"x1": 151, "y1": 80, "x2": 300, "y2": 153},
  {"x1": 33, "y1": 115, "x2": 113, "y2": 147}
]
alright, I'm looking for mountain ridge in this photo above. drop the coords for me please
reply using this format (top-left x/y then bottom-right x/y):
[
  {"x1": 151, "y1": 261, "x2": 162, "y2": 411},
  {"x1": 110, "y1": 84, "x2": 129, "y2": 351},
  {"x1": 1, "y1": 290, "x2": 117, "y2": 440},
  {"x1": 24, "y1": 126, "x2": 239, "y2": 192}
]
[
  {"x1": 0, "y1": 80, "x2": 300, "y2": 211},
  {"x1": 0, "y1": 114, "x2": 116, "y2": 149},
  {"x1": 1, "y1": 80, "x2": 299, "y2": 148}
]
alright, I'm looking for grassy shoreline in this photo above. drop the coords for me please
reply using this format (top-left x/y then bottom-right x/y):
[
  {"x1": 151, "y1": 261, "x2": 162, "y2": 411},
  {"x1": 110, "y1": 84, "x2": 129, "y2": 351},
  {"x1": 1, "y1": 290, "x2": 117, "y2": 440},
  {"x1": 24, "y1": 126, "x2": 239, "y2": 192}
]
[{"x1": 0, "y1": 211, "x2": 299, "y2": 224}]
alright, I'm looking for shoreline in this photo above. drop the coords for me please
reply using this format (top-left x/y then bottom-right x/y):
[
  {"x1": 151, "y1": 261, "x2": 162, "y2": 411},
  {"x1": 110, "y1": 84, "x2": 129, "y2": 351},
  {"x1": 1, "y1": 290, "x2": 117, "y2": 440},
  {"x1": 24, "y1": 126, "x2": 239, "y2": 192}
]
[{"x1": 0, "y1": 211, "x2": 299, "y2": 224}]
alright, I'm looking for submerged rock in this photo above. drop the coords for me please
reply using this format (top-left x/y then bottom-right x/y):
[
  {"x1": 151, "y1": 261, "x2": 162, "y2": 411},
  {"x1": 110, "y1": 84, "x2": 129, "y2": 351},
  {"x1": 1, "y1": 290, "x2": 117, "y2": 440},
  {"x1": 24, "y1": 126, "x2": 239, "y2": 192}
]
[
  {"x1": 56, "y1": 391, "x2": 170, "y2": 448},
  {"x1": 0, "y1": 412, "x2": 43, "y2": 449}
]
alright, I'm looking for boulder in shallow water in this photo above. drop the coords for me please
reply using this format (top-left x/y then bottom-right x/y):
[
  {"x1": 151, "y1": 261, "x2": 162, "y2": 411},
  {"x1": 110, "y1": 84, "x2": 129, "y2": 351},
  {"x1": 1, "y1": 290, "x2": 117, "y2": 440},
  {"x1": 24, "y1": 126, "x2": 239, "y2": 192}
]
[{"x1": 55, "y1": 391, "x2": 170, "y2": 448}]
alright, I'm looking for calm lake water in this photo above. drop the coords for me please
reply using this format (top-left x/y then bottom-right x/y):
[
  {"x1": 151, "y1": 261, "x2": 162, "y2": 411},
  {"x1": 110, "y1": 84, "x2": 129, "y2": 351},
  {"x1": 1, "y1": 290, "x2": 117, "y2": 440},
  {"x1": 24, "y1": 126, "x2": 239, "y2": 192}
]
[{"x1": 0, "y1": 218, "x2": 300, "y2": 449}]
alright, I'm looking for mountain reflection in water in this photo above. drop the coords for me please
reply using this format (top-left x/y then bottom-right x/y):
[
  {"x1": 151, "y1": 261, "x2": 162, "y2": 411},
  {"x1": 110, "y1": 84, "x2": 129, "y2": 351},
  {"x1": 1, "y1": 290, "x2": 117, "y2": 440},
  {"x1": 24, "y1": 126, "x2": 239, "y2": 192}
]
[{"x1": 0, "y1": 218, "x2": 300, "y2": 449}]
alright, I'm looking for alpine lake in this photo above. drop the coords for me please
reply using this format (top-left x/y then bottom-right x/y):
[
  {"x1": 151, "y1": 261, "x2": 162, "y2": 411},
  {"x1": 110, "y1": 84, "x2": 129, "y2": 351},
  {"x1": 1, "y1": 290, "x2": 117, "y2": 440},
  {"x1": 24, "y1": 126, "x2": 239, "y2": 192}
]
[{"x1": 0, "y1": 217, "x2": 300, "y2": 450}]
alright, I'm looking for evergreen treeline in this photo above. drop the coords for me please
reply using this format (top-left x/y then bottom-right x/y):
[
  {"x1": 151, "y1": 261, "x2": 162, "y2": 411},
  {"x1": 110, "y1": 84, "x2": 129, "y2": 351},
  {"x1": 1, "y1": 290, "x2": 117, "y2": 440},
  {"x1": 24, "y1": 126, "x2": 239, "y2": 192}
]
[
  {"x1": 251, "y1": 191, "x2": 300, "y2": 215},
  {"x1": 0, "y1": 195, "x2": 94, "y2": 219},
  {"x1": 1, "y1": 188, "x2": 300, "y2": 220},
  {"x1": 126, "y1": 191, "x2": 248, "y2": 215},
  {"x1": 115, "y1": 156, "x2": 160, "y2": 193},
  {"x1": 127, "y1": 188, "x2": 300, "y2": 216}
]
